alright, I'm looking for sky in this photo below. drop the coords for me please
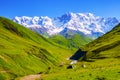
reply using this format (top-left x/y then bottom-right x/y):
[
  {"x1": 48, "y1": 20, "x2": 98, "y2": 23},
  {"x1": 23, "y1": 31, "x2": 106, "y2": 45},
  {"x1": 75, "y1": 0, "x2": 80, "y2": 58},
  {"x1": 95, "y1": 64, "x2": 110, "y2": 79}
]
[{"x1": 0, "y1": 0, "x2": 120, "y2": 19}]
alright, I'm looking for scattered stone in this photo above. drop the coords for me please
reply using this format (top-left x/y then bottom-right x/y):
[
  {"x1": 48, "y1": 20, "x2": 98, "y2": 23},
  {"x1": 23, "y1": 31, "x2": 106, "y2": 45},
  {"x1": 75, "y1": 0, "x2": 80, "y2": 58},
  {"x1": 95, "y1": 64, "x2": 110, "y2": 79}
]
[
  {"x1": 59, "y1": 62, "x2": 65, "y2": 67},
  {"x1": 48, "y1": 67, "x2": 51, "y2": 70},
  {"x1": 118, "y1": 72, "x2": 120, "y2": 73},
  {"x1": 66, "y1": 58, "x2": 70, "y2": 60},
  {"x1": 38, "y1": 72, "x2": 43, "y2": 74},
  {"x1": 89, "y1": 73, "x2": 92, "y2": 76},
  {"x1": 70, "y1": 60, "x2": 77, "y2": 65},
  {"x1": 67, "y1": 65, "x2": 73, "y2": 69},
  {"x1": 96, "y1": 76, "x2": 106, "y2": 80},
  {"x1": 81, "y1": 64, "x2": 86, "y2": 68}
]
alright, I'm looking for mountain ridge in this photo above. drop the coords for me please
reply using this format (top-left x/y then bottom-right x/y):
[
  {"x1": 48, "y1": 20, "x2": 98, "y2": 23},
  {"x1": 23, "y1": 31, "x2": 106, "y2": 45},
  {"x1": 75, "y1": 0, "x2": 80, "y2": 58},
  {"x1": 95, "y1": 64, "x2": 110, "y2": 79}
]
[{"x1": 13, "y1": 12, "x2": 120, "y2": 38}]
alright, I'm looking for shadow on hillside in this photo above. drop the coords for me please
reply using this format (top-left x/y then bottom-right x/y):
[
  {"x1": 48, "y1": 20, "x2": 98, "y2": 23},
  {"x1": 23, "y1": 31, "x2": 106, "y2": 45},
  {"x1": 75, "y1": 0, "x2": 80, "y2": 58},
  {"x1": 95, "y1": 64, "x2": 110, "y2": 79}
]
[
  {"x1": 114, "y1": 56, "x2": 120, "y2": 58},
  {"x1": 85, "y1": 59, "x2": 95, "y2": 62},
  {"x1": 92, "y1": 56, "x2": 107, "y2": 59},
  {"x1": 70, "y1": 49, "x2": 86, "y2": 60}
]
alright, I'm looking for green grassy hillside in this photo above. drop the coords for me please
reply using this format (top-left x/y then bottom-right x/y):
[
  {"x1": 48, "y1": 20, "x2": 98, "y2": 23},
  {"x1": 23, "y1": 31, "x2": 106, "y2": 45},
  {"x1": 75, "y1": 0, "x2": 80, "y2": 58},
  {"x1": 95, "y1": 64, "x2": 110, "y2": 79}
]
[
  {"x1": 0, "y1": 17, "x2": 75, "y2": 80},
  {"x1": 49, "y1": 34, "x2": 92, "y2": 48},
  {"x1": 81, "y1": 23, "x2": 120, "y2": 59}
]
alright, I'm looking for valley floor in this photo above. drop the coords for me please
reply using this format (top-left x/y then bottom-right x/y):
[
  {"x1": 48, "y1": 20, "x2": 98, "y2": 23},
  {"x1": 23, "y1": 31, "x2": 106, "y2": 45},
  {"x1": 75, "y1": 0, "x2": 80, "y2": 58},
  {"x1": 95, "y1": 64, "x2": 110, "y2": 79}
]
[{"x1": 16, "y1": 58, "x2": 120, "y2": 80}]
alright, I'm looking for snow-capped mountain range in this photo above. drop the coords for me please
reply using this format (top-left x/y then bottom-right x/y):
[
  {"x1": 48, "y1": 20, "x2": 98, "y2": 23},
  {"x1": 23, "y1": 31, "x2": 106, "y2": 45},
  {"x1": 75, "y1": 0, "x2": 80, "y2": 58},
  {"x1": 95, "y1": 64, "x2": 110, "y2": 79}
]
[{"x1": 13, "y1": 12, "x2": 119, "y2": 38}]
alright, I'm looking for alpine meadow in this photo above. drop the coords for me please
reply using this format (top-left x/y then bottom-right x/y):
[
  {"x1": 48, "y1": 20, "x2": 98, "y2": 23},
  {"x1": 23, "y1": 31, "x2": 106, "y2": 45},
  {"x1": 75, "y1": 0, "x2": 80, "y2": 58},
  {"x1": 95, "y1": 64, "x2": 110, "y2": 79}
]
[{"x1": 0, "y1": 0, "x2": 120, "y2": 80}]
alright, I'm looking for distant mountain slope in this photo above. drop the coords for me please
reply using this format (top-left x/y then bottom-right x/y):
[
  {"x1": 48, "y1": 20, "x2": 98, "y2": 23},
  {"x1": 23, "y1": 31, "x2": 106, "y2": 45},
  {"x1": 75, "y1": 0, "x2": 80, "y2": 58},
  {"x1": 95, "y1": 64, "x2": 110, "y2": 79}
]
[
  {"x1": 50, "y1": 34, "x2": 92, "y2": 48},
  {"x1": 0, "y1": 17, "x2": 74, "y2": 80},
  {"x1": 13, "y1": 12, "x2": 119, "y2": 38},
  {"x1": 79, "y1": 23, "x2": 120, "y2": 60}
]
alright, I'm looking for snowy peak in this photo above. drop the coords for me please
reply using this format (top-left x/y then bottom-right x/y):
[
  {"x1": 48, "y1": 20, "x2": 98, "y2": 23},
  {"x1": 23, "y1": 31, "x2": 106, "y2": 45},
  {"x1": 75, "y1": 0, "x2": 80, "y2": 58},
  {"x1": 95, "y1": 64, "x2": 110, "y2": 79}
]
[
  {"x1": 13, "y1": 12, "x2": 120, "y2": 38},
  {"x1": 13, "y1": 16, "x2": 33, "y2": 27},
  {"x1": 13, "y1": 16, "x2": 53, "y2": 27}
]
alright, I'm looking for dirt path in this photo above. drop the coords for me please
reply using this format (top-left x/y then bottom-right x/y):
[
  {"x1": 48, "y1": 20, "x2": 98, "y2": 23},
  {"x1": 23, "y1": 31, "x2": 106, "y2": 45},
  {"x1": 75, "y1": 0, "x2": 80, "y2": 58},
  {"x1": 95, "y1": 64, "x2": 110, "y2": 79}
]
[{"x1": 19, "y1": 74, "x2": 41, "y2": 80}]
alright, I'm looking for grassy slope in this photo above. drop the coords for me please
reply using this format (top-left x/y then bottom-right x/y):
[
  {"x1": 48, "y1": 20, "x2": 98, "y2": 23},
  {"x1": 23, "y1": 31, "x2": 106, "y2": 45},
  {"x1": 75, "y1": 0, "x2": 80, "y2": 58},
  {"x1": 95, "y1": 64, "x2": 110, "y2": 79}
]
[
  {"x1": 0, "y1": 17, "x2": 75, "y2": 80},
  {"x1": 41, "y1": 24, "x2": 120, "y2": 80},
  {"x1": 41, "y1": 58, "x2": 120, "y2": 80},
  {"x1": 49, "y1": 34, "x2": 92, "y2": 48},
  {"x1": 81, "y1": 23, "x2": 120, "y2": 59}
]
